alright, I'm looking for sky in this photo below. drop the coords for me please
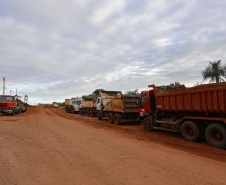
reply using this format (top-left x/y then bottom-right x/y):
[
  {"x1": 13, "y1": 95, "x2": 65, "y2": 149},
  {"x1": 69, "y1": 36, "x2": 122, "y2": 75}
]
[{"x1": 0, "y1": 0, "x2": 226, "y2": 105}]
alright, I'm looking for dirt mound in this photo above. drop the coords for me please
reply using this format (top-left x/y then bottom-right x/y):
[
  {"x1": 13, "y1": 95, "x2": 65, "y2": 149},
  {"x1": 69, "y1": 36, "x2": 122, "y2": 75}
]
[{"x1": 158, "y1": 82, "x2": 226, "y2": 95}]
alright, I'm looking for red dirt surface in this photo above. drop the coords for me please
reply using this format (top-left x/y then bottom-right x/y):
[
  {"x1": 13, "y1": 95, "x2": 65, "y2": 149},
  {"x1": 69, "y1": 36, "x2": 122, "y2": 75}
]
[{"x1": 0, "y1": 107, "x2": 225, "y2": 185}]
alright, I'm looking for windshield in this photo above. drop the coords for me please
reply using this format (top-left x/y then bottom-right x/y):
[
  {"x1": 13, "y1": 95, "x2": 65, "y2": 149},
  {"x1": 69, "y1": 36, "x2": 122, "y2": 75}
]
[
  {"x1": 140, "y1": 94, "x2": 147, "y2": 107},
  {"x1": 0, "y1": 96, "x2": 15, "y2": 102}
]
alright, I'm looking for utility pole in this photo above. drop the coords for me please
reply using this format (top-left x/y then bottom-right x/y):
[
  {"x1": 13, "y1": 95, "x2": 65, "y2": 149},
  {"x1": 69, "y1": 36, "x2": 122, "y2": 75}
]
[
  {"x1": 16, "y1": 88, "x2": 17, "y2": 95},
  {"x1": 3, "y1": 77, "x2": 5, "y2": 95},
  {"x1": 10, "y1": 90, "x2": 12, "y2": 95}
]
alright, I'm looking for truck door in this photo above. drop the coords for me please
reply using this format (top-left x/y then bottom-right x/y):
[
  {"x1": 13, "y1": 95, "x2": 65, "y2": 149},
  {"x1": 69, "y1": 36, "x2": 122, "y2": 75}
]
[
  {"x1": 149, "y1": 93, "x2": 156, "y2": 114},
  {"x1": 139, "y1": 92, "x2": 149, "y2": 117}
]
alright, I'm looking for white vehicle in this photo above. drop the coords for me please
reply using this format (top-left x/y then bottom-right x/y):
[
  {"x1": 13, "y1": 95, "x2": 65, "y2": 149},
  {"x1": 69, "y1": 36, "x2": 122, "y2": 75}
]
[
  {"x1": 53, "y1": 104, "x2": 58, "y2": 108},
  {"x1": 72, "y1": 98, "x2": 82, "y2": 113}
]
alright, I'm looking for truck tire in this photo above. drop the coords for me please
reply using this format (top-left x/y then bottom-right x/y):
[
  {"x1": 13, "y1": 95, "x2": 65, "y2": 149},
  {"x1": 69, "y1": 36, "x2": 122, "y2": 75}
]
[
  {"x1": 143, "y1": 116, "x2": 154, "y2": 131},
  {"x1": 90, "y1": 112, "x2": 94, "y2": 117},
  {"x1": 108, "y1": 113, "x2": 114, "y2": 124},
  {"x1": 205, "y1": 123, "x2": 226, "y2": 149},
  {"x1": 71, "y1": 109, "x2": 75, "y2": 114},
  {"x1": 70, "y1": 107, "x2": 74, "y2": 113},
  {"x1": 17, "y1": 108, "x2": 21, "y2": 114},
  {"x1": 97, "y1": 111, "x2": 102, "y2": 120},
  {"x1": 24, "y1": 106, "x2": 27, "y2": 112},
  {"x1": 181, "y1": 121, "x2": 201, "y2": 142},
  {"x1": 10, "y1": 110, "x2": 15, "y2": 116},
  {"x1": 114, "y1": 113, "x2": 122, "y2": 125},
  {"x1": 79, "y1": 109, "x2": 83, "y2": 115}
]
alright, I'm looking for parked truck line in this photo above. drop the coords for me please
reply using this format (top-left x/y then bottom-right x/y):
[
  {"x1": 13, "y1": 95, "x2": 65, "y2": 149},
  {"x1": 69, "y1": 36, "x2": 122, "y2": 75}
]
[{"x1": 64, "y1": 83, "x2": 226, "y2": 149}]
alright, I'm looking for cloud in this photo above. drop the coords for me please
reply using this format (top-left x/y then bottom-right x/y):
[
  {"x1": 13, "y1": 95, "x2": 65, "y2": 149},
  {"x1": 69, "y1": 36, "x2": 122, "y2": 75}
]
[{"x1": 0, "y1": 0, "x2": 226, "y2": 104}]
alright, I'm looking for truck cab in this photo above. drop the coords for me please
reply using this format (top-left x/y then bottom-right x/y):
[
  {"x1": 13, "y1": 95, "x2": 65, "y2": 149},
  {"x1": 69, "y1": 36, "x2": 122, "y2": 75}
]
[
  {"x1": 0, "y1": 95, "x2": 19, "y2": 115},
  {"x1": 96, "y1": 97, "x2": 102, "y2": 112},
  {"x1": 139, "y1": 89, "x2": 156, "y2": 122},
  {"x1": 72, "y1": 98, "x2": 82, "y2": 112}
]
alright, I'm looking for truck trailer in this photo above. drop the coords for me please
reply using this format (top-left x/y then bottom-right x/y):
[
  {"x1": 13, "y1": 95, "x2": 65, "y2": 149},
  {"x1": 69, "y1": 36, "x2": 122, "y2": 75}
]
[
  {"x1": 139, "y1": 83, "x2": 226, "y2": 149},
  {"x1": 96, "y1": 91, "x2": 139, "y2": 125}
]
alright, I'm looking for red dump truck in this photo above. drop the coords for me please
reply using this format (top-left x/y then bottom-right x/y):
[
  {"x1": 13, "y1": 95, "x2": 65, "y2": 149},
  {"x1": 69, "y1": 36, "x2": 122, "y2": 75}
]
[
  {"x1": 0, "y1": 95, "x2": 28, "y2": 116},
  {"x1": 139, "y1": 83, "x2": 226, "y2": 149}
]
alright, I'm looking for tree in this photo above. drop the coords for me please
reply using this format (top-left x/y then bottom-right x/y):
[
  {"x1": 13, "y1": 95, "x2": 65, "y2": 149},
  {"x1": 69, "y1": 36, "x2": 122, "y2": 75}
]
[
  {"x1": 170, "y1": 81, "x2": 181, "y2": 86},
  {"x1": 92, "y1": 89, "x2": 105, "y2": 97},
  {"x1": 82, "y1": 89, "x2": 105, "y2": 98},
  {"x1": 57, "y1": 102, "x2": 65, "y2": 106},
  {"x1": 202, "y1": 60, "x2": 226, "y2": 83},
  {"x1": 124, "y1": 89, "x2": 139, "y2": 95}
]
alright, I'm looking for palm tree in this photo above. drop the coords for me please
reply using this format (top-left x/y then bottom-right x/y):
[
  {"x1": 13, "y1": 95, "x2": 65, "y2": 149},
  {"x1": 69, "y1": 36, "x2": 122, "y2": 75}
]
[{"x1": 202, "y1": 60, "x2": 226, "y2": 83}]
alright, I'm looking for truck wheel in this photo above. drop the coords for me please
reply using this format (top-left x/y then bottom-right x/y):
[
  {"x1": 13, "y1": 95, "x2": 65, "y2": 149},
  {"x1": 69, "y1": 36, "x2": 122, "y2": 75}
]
[
  {"x1": 90, "y1": 112, "x2": 94, "y2": 117},
  {"x1": 79, "y1": 109, "x2": 83, "y2": 115},
  {"x1": 143, "y1": 116, "x2": 154, "y2": 131},
  {"x1": 108, "y1": 113, "x2": 114, "y2": 124},
  {"x1": 11, "y1": 110, "x2": 15, "y2": 116},
  {"x1": 97, "y1": 111, "x2": 102, "y2": 120},
  {"x1": 205, "y1": 123, "x2": 226, "y2": 149},
  {"x1": 114, "y1": 113, "x2": 122, "y2": 125},
  {"x1": 18, "y1": 108, "x2": 21, "y2": 114},
  {"x1": 71, "y1": 109, "x2": 75, "y2": 114},
  {"x1": 181, "y1": 121, "x2": 201, "y2": 142}
]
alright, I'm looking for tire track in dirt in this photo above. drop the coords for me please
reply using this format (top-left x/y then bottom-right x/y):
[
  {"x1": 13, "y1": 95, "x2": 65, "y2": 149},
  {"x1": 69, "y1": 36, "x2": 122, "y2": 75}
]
[{"x1": 50, "y1": 107, "x2": 226, "y2": 162}]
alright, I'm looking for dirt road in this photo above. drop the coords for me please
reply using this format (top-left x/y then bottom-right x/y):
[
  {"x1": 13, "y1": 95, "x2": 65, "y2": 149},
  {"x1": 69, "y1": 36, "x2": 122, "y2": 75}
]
[{"x1": 0, "y1": 107, "x2": 225, "y2": 185}]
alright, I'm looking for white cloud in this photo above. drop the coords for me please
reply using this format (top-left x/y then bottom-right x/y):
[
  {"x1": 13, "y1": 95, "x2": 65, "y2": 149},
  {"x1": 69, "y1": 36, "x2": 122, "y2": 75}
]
[{"x1": 0, "y1": 0, "x2": 226, "y2": 104}]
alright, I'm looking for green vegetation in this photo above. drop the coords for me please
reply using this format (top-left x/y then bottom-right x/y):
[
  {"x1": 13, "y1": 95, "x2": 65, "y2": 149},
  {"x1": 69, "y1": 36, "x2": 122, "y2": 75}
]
[
  {"x1": 57, "y1": 102, "x2": 65, "y2": 106},
  {"x1": 83, "y1": 88, "x2": 105, "y2": 98},
  {"x1": 170, "y1": 81, "x2": 181, "y2": 86},
  {"x1": 202, "y1": 60, "x2": 226, "y2": 83},
  {"x1": 124, "y1": 89, "x2": 139, "y2": 95}
]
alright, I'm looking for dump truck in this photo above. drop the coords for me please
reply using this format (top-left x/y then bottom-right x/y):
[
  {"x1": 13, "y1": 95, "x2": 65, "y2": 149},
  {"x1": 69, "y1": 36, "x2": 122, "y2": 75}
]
[
  {"x1": 79, "y1": 97, "x2": 96, "y2": 117},
  {"x1": 65, "y1": 98, "x2": 82, "y2": 113},
  {"x1": 96, "y1": 91, "x2": 139, "y2": 124},
  {"x1": 65, "y1": 98, "x2": 76, "y2": 113},
  {"x1": 139, "y1": 83, "x2": 226, "y2": 149},
  {"x1": 0, "y1": 95, "x2": 28, "y2": 115}
]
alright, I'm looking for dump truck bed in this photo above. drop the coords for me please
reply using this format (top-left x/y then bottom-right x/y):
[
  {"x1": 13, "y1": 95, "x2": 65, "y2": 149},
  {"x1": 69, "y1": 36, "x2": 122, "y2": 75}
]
[
  {"x1": 149, "y1": 83, "x2": 226, "y2": 114},
  {"x1": 103, "y1": 95, "x2": 139, "y2": 113},
  {"x1": 65, "y1": 98, "x2": 77, "y2": 106},
  {"x1": 82, "y1": 97, "x2": 96, "y2": 108}
]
